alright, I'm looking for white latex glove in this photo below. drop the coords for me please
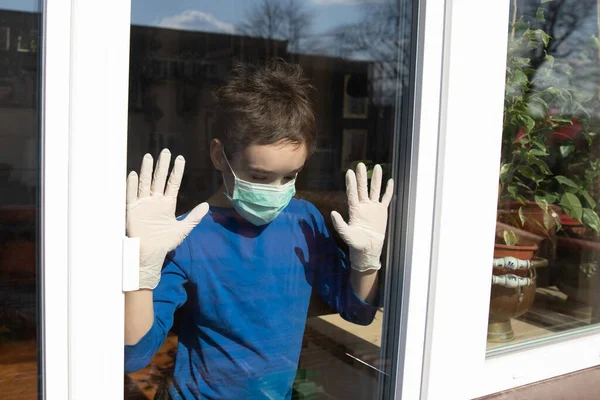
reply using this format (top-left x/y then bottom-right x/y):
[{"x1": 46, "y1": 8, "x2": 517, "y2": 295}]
[
  {"x1": 331, "y1": 163, "x2": 394, "y2": 272},
  {"x1": 126, "y1": 149, "x2": 209, "y2": 289}
]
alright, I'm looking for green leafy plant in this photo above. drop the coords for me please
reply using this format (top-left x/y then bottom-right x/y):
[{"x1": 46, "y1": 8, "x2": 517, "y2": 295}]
[
  {"x1": 498, "y1": 1, "x2": 600, "y2": 233},
  {"x1": 503, "y1": 229, "x2": 519, "y2": 246}
]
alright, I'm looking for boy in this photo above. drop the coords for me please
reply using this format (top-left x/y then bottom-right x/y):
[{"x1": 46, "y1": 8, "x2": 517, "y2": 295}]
[{"x1": 124, "y1": 59, "x2": 394, "y2": 399}]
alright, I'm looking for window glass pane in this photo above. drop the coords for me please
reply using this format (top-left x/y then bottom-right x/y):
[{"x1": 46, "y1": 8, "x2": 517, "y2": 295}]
[
  {"x1": 124, "y1": 0, "x2": 413, "y2": 398},
  {"x1": 489, "y1": 0, "x2": 600, "y2": 350},
  {"x1": 0, "y1": 1, "x2": 42, "y2": 398}
]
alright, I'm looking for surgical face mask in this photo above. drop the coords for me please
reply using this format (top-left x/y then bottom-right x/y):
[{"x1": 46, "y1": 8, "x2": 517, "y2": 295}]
[{"x1": 222, "y1": 152, "x2": 296, "y2": 226}]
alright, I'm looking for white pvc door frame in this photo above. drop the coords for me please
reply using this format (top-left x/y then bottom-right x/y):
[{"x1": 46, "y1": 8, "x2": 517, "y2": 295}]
[
  {"x1": 41, "y1": 0, "x2": 513, "y2": 398},
  {"x1": 417, "y1": 0, "x2": 600, "y2": 398},
  {"x1": 420, "y1": 0, "x2": 511, "y2": 398},
  {"x1": 42, "y1": 0, "x2": 131, "y2": 398},
  {"x1": 42, "y1": 0, "x2": 71, "y2": 397},
  {"x1": 40, "y1": 0, "x2": 436, "y2": 397},
  {"x1": 388, "y1": 0, "x2": 447, "y2": 398}
]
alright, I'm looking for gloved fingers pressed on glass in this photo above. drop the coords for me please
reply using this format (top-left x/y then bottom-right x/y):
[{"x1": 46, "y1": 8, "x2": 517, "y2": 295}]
[
  {"x1": 126, "y1": 148, "x2": 209, "y2": 289},
  {"x1": 150, "y1": 149, "x2": 172, "y2": 196},
  {"x1": 165, "y1": 154, "x2": 186, "y2": 198},
  {"x1": 369, "y1": 164, "x2": 382, "y2": 202},
  {"x1": 331, "y1": 162, "x2": 394, "y2": 272},
  {"x1": 137, "y1": 152, "x2": 154, "y2": 199}
]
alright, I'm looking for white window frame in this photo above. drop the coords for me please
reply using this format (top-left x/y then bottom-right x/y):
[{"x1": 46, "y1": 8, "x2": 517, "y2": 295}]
[
  {"x1": 43, "y1": 0, "x2": 600, "y2": 398},
  {"x1": 42, "y1": 0, "x2": 71, "y2": 398},
  {"x1": 391, "y1": 0, "x2": 447, "y2": 398},
  {"x1": 419, "y1": 0, "x2": 600, "y2": 399},
  {"x1": 43, "y1": 0, "x2": 131, "y2": 398}
]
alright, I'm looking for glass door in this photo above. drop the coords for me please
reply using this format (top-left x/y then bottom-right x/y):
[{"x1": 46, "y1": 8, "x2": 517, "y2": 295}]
[
  {"x1": 0, "y1": 1, "x2": 43, "y2": 398},
  {"x1": 1, "y1": 0, "x2": 133, "y2": 399},
  {"x1": 122, "y1": 1, "x2": 422, "y2": 399},
  {"x1": 0, "y1": 0, "x2": 472, "y2": 398}
]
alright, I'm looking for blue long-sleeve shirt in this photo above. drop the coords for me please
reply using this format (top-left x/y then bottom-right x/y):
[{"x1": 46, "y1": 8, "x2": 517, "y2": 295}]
[{"x1": 124, "y1": 199, "x2": 378, "y2": 399}]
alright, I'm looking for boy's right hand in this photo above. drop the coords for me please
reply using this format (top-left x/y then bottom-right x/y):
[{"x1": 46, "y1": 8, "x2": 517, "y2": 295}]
[{"x1": 126, "y1": 148, "x2": 209, "y2": 289}]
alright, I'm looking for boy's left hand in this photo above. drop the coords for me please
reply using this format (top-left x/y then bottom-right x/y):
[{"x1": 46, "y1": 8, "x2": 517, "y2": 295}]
[{"x1": 331, "y1": 163, "x2": 394, "y2": 272}]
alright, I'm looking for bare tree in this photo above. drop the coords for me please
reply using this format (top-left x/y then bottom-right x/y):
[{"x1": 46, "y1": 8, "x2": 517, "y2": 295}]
[
  {"x1": 516, "y1": 0, "x2": 597, "y2": 69},
  {"x1": 508, "y1": 0, "x2": 600, "y2": 112},
  {"x1": 325, "y1": 0, "x2": 599, "y2": 106},
  {"x1": 238, "y1": 0, "x2": 313, "y2": 52},
  {"x1": 324, "y1": 2, "x2": 410, "y2": 105}
]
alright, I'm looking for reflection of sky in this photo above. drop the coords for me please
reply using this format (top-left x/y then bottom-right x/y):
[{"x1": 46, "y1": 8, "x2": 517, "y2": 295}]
[
  {"x1": 0, "y1": 0, "x2": 38, "y2": 12},
  {"x1": 0, "y1": 0, "x2": 396, "y2": 62},
  {"x1": 131, "y1": 0, "x2": 373, "y2": 35},
  {"x1": 0, "y1": 0, "x2": 381, "y2": 34},
  {"x1": 128, "y1": 0, "x2": 391, "y2": 60},
  {"x1": 0, "y1": 0, "x2": 388, "y2": 59}
]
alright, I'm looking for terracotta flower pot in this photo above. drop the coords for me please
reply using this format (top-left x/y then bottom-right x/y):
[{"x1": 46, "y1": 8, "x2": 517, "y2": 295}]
[
  {"x1": 493, "y1": 243, "x2": 538, "y2": 260},
  {"x1": 560, "y1": 214, "x2": 588, "y2": 237},
  {"x1": 497, "y1": 203, "x2": 558, "y2": 287},
  {"x1": 560, "y1": 214, "x2": 583, "y2": 227},
  {"x1": 497, "y1": 201, "x2": 560, "y2": 238},
  {"x1": 495, "y1": 221, "x2": 545, "y2": 247}
]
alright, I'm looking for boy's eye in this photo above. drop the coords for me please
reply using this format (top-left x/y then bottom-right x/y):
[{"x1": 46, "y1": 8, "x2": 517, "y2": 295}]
[
  {"x1": 283, "y1": 176, "x2": 295, "y2": 181},
  {"x1": 251, "y1": 175, "x2": 268, "y2": 181}
]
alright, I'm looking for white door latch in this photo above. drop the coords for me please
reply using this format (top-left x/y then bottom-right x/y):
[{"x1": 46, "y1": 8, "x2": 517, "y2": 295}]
[{"x1": 122, "y1": 237, "x2": 140, "y2": 292}]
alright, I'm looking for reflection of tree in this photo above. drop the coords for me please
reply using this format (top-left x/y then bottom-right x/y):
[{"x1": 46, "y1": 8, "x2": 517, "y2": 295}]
[
  {"x1": 238, "y1": 0, "x2": 313, "y2": 53},
  {"x1": 324, "y1": 2, "x2": 410, "y2": 106},
  {"x1": 237, "y1": 1, "x2": 410, "y2": 104},
  {"x1": 325, "y1": 0, "x2": 598, "y2": 106},
  {"x1": 512, "y1": 0, "x2": 600, "y2": 113},
  {"x1": 515, "y1": 0, "x2": 597, "y2": 69}
]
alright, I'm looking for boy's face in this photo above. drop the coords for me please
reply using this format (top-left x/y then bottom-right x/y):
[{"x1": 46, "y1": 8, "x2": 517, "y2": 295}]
[{"x1": 212, "y1": 140, "x2": 307, "y2": 187}]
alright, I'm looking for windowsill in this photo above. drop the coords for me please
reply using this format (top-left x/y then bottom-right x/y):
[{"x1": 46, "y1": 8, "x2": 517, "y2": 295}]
[
  {"x1": 487, "y1": 286, "x2": 597, "y2": 350},
  {"x1": 487, "y1": 319, "x2": 552, "y2": 349},
  {"x1": 475, "y1": 365, "x2": 600, "y2": 399},
  {"x1": 304, "y1": 309, "x2": 385, "y2": 375}
]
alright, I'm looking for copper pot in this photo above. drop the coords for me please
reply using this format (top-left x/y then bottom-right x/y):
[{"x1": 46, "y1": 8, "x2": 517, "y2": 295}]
[
  {"x1": 488, "y1": 279, "x2": 537, "y2": 342},
  {"x1": 488, "y1": 243, "x2": 546, "y2": 343}
]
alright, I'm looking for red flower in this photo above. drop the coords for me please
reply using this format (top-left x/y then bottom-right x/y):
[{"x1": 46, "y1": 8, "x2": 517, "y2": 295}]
[
  {"x1": 514, "y1": 114, "x2": 581, "y2": 143},
  {"x1": 549, "y1": 117, "x2": 581, "y2": 140}
]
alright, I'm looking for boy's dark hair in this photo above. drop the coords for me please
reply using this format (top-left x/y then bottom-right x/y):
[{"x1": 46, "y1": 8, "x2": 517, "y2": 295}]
[{"x1": 213, "y1": 58, "x2": 317, "y2": 158}]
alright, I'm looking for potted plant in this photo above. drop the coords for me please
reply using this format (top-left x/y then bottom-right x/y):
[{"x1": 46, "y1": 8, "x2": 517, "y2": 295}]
[
  {"x1": 489, "y1": 225, "x2": 545, "y2": 342},
  {"x1": 498, "y1": 3, "x2": 600, "y2": 238},
  {"x1": 494, "y1": 222, "x2": 541, "y2": 258},
  {"x1": 498, "y1": 1, "x2": 600, "y2": 309}
]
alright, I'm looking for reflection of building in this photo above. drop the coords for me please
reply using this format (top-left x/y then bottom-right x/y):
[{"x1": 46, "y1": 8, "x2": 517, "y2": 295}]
[
  {"x1": 0, "y1": 9, "x2": 39, "y2": 207},
  {"x1": 124, "y1": 25, "x2": 395, "y2": 399},
  {"x1": 127, "y1": 25, "x2": 394, "y2": 214},
  {"x1": 0, "y1": 10, "x2": 395, "y2": 212},
  {"x1": 0, "y1": 13, "x2": 40, "y2": 398},
  {"x1": 0, "y1": 8, "x2": 40, "y2": 321}
]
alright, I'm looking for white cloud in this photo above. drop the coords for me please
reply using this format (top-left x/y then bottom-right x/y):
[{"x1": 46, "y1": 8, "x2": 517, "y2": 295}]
[
  {"x1": 311, "y1": 0, "x2": 384, "y2": 5},
  {"x1": 157, "y1": 10, "x2": 236, "y2": 34}
]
